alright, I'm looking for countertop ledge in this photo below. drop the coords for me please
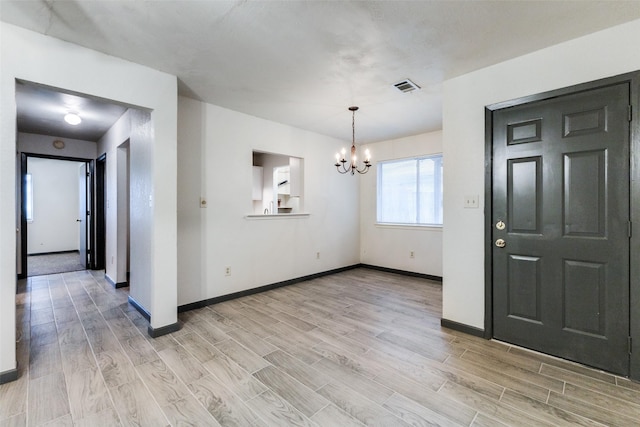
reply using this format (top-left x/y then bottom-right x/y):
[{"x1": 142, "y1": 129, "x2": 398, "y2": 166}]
[{"x1": 246, "y1": 213, "x2": 310, "y2": 219}]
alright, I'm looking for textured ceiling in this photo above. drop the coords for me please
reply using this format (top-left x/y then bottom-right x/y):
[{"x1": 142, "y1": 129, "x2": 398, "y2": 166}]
[{"x1": 2, "y1": 1, "x2": 640, "y2": 143}]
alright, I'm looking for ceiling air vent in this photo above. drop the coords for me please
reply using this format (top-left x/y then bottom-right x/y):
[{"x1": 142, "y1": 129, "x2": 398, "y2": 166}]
[{"x1": 393, "y1": 79, "x2": 421, "y2": 93}]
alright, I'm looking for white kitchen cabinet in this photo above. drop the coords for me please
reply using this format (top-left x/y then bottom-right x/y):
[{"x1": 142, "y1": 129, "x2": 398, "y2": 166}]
[
  {"x1": 289, "y1": 157, "x2": 302, "y2": 197},
  {"x1": 252, "y1": 166, "x2": 263, "y2": 200}
]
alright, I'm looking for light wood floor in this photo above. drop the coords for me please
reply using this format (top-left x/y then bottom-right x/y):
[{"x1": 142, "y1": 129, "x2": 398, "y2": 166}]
[{"x1": 1, "y1": 268, "x2": 639, "y2": 426}]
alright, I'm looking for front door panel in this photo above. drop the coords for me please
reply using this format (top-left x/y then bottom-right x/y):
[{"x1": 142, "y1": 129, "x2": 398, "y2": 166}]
[{"x1": 492, "y1": 83, "x2": 630, "y2": 375}]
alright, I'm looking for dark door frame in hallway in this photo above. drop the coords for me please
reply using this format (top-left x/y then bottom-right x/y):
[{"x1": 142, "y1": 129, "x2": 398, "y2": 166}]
[
  {"x1": 94, "y1": 153, "x2": 106, "y2": 271},
  {"x1": 484, "y1": 71, "x2": 640, "y2": 380},
  {"x1": 19, "y1": 152, "x2": 95, "y2": 279}
]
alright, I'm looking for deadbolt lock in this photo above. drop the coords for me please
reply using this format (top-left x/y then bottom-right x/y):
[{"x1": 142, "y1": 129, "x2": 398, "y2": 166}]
[
  {"x1": 495, "y1": 238, "x2": 506, "y2": 248},
  {"x1": 496, "y1": 220, "x2": 506, "y2": 230}
]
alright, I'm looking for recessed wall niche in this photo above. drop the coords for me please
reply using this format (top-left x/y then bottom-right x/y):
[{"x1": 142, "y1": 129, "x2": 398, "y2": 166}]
[{"x1": 252, "y1": 151, "x2": 303, "y2": 215}]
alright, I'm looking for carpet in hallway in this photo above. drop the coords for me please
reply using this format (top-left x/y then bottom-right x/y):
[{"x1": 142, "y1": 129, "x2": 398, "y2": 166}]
[{"x1": 27, "y1": 251, "x2": 85, "y2": 276}]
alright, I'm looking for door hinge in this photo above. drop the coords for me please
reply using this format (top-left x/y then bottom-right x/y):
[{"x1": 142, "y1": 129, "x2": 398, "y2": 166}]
[
  {"x1": 86, "y1": 172, "x2": 90, "y2": 177},
  {"x1": 629, "y1": 337, "x2": 633, "y2": 354},
  {"x1": 629, "y1": 105, "x2": 633, "y2": 122}
]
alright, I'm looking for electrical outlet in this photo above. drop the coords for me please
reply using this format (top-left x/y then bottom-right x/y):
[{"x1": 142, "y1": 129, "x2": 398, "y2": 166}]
[
  {"x1": 464, "y1": 195, "x2": 479, "y2": 209},
  {"x1": 410, "y1": 251, "x2": 415, "y2": 258},
  {"x1": 316, "y1": 252, "x2": 320, "y2": 259},
  {"x1": 225, "y1": 267, "x2": 231, "y2": 276}
]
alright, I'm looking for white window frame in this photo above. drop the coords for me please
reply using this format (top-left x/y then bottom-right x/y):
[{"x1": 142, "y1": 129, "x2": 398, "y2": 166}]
[{"x1": 376, "y1": 154, "x2": 443, "y2": 227}]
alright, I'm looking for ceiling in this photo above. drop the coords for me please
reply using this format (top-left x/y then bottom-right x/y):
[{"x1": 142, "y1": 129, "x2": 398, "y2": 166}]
[
  {"x1": 16, "y1": 81, "x2": 128, "y2": 141},
  {"x1": 3, "y1": 1, "x2": 640, "y2": 144}
]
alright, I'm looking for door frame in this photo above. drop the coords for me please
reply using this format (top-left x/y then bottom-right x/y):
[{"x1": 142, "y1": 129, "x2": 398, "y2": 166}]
[
  {"x1": 484, "y1": 71, "x2": 640, "y2": 380},
  {"x1": 19, "y1": 153, "x2": 95, "y2": 279},
  {"x1": 94, "y1": 153, "x2": 106, "y2": 270}
]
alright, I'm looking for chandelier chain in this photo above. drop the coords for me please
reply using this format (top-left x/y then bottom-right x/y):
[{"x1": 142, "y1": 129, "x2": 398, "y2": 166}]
[{"x1": 352, "y1": 109, "x2": 356, "y2": 146}]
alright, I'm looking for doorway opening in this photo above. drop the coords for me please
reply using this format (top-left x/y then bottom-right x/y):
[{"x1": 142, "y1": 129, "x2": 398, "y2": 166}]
[
  {"x1": 21, "y1": 154, "x2": 94, "y2": 277},
  {"x1": 15, "y1": 80, "x2": 132, "y2": 283}
]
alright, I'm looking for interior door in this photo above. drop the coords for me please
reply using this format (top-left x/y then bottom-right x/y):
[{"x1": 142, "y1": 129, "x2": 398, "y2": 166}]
[
  {"x1": 492, "y1": 82, "x2": 630, "y2": 375},
  {"x1": 78, "y1": 163, "x2": 88, "y2": 269}
]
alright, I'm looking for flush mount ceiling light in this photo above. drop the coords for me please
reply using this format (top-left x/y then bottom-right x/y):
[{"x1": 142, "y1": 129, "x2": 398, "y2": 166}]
[
  {"x1": 334, "y1": 106, "x2": 371, "y2": 175},
  {"x1": 64, "y1": 112, "x2": 82, "y2": 125}
]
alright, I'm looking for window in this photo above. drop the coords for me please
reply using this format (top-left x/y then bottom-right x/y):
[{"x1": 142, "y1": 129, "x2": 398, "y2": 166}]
[
  {"x1": 25, "y1": 173, "x2": 33, "y2": 222},
  {"x1": 377, "y1": 155, "x2": 443, "y2": 225}
]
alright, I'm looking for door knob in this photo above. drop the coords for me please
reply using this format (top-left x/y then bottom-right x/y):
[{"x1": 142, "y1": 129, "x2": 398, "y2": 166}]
[
  {"x1": 76, "y1": 219, "x2": 82, "y2": 222},
  {"x1": 495, "y1": 238, "x2": 506, "y2": 248}
]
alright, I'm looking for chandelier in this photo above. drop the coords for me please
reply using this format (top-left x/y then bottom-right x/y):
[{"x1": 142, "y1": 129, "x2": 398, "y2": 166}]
[{"x1": 334, "y1": 106, "x2": 371, "y2": 175}]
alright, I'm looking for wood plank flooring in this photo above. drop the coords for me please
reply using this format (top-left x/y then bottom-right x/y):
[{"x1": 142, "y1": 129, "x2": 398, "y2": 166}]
[{"x1": 1, "y1": 268, "x2": 639, "y2": 426}]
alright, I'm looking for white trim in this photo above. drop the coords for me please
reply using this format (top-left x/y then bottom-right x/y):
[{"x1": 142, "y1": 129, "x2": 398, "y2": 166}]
[{"x1": 375, "y1": 222, "x2": 442, "y2": 231}]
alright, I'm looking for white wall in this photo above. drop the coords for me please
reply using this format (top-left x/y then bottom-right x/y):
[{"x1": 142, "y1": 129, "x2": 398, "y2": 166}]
[
  {"x1": 360, "y1": 131, "x2": 443, "y2": 276},
  {"x1": 18, "y1": 132, "x2": 98, "y2": 159},
  {"x1": 442, "y1": 19, "x2": 640, "y2": 329},
  {"x1": 129, "y1": 109, "x2": 155, "y2": 314},
  {"x1": 177, "y1": 96, "x2": 360, "y2": 306},
  {"x1": 97, "y1": 111, "x2": 131, "y2": 286},
  {"x1": 27, "y1": 158, "x2": 82, "y2": 254},
  {"x1": 1, "y1": 22, "x2": 178, "y2": 376}
]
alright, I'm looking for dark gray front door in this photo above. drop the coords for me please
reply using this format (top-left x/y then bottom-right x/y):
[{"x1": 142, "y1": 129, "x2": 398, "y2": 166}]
[{"x1": 492, "y1": 82, "x2": 630, "y2": 375}]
